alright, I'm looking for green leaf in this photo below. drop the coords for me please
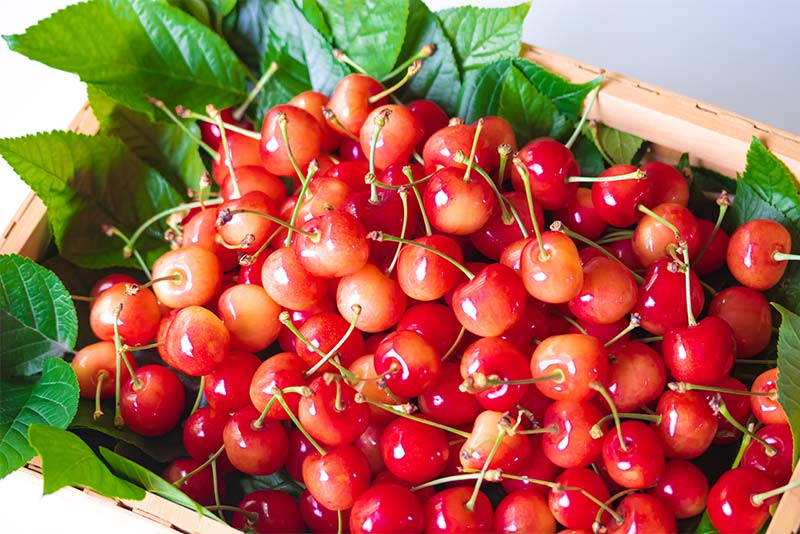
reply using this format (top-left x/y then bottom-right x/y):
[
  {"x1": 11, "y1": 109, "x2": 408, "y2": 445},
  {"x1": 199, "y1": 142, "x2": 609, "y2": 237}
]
[
  {"x1": 4, "y1": 0, "x2": 246, "y2": 116},
  {"x1": 0, "y1": 359, "x2": 79, "y2": 480},
  {"x1": 88, "y1": 86, "x2": 206, "y2": 193},
  {"x1": 296, "y1": 0, "x2": 331, "y2": 37},
  {"x1": 394, "y1": 0, "x2": 461, "y2": 116},
  {"x1": 0, "y1": 131, "x2": 184, "y2": 269},
  {"x1": 0, "y1": 255, "x2": 77, "y2": 377},
  {"x1": 457, "y1": 60, "x2": 512, "y2": 123},
  {"x1": 437, "y1": 2, "x2": 530, "y2": 72},
  {"x1": 99, "y1": 447, "x2": 221, "y2": 521},
  {"x1": 239, "y1": 469, "x2": 305, "y2": 499},
  {"x1": 70, "y1": 399, "x2": 185, "y2": 463},
  {"x1": 512, "y1": 58, "x2": 602, "y2": 118},
  {"x1": 317, "y1": 0, "x2": 409, "y2": 78},
  {"x1": 28, "y1": 425, "x2": 145, "y2": 499},
  {"x1": 498, "y1": 64, "x2": 568, "y2": 143},
  {"x1": 571, "y1": 133, "x2": 606, "y2": 177},
  {"x1": 585, "y1": 123, "x2": 645, "y2": 165},
  {"x1": 209, "y1": 0, "x2": 237, "y2": 17},
  {"x1": 772, "y1": 303, "x2": 800, "y2": 469}
]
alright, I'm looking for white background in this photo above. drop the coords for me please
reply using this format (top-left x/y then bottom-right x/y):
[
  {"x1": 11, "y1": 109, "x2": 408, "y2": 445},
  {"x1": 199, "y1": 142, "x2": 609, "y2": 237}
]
[{"x1": 0, "y1": 1, "x2": 798, "y2": 532}]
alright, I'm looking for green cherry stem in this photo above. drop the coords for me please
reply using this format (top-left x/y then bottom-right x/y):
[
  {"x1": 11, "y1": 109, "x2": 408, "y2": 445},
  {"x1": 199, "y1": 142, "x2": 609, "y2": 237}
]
[
  {"x1": 459, "y1": 371, "x2": 565, "y2": 394},
  {"x1": 552, "y1": 221, "x2": 645, "y2": 284},
  {"x1": 693, "y1": 191, "x2": 730, "y2": 267},
  {"x1": 466, "y1": 426, "x2": 506, "y2": 512},
  {"x1": 565, "y1": 84, "x2": 601, "y2": 150},
  {"x1": 218, "y1": 208, "x2": 318, "y2": 240},
  {"x1": 367, "y1": 231, "x2": 474, "y2": 280},
  {"x1": 496, "y1": 143, "x2": 512, "y2": 189},
  {"x1": 556, "y1": 312, "x2": 587, "y2": 335},
  {"x1": 278, "y1": 312, "x2": 358, "y2": 382},
  {"x1": 636, "y1": 335, "x2": 663, "y2": 344},
  {"x1": 513, "y1": 157, "x2": 548, "y2": 261},
  {"x1": 113, "y1": 304, "x2": 124, "y2": 428},
  {"x1": 604, "y1": 314, "x2": 642, "y2": 347},
  {"x1": 322, "y1": 108, "x2": 359, "y2": 142},
  {"x1": 385, "y1": 189, "x2": 410, "y2": 276},
  {"x1": 381, "y1": 44, "x2": 435, "y2": 82},
  {"x1": 125, "y1": 199, "x2": 224, "y2": 255},
  {"x1": 190, "y1": 376, "x2": 206, "y2": 416},
  {"x1": 208, "y1": 105, "x2": 241, "y2": 199},
  {"x1": 591, "y1": 381, "x2": 628, "y2": 451},
  {"x1": 751, "y1": 477, "x2": 800, "y2": 506},
  {"x1": 772, "y1": 251, "x2": 800, "y2": 262},
  {"x1": 178, "y1": 107, "x2": 261, "y2": 140},
  {"x1": 638, "y1": 204, "x2": 681, "y2": 241},
  {"x1": 596, "y1": 230, "x2": 635, "y2": 245},
  {"x1": 567, "y1": 168, "x2": 645, "y2": 183},
  {"x1": 148, "y1": 97, "x2": 219, "y2": 160},
  {"x1": 668, "y1": 381, "x2": 776, "y2": 399},
  {"x1": 277, "y1": 112, "x2": 308, "y2": 187},
  {"x1": 333, "y1": 49, "x2": 368, "y2": 74},
  {"x1": 272, "y1": 387, "x2": 327, "y2": 456},
  {"x1": 590, "y1": 412, "x2": 661, "y2": 438},
  {"x1": 404, "y1": 165, "x2": 432, "y2": 236},
  {"x1": 211, "y1": 459, "x2": 222, "y2": 519},
  {"x1": 354, "y1": 395, "x2": 471, "y2": 439},
  {"x1": 173, "y1": 444, "x2": 225, "y2": 488},
  {"x1": 587, "y1": 121, "x2": 616, "y2": 167},
  {"x1": 678, "y1": 241, "x2": 697, "y2": 326},
  {"x1": 367, "y1": 61, "x2": 422, "y2": 105},
  {"x1": 462, "y1": 118, "x2": 484, "y2": 182},
  {"x1": 441, "y1": 326, "x2": 466, "y2": 362},
  {"x1": 284, "y1": 160, "x2": 319, "y2": 247},
  {"x1": 708, "y1": 394, "x2": 776, "y2": 456},
  {"x1": 410, "y1": 473, "x2": 487, "y2": 492},
  {"x1": 368, "y1": 109, "x2": 391, "y2": 203},
  {"x1": 337, "y1": 510, "x2": 343, "y2": 534},
  {"x1": 233, "y1": 61, "x2": 279, "y2": 121},
  {"x1": 452, "y1": 153, "x2": 518, "y2": 230},
  {"x1": 305, "y1": 305, "x2": 362, "y2": 377},
  {"x1": 103, "y1": 226, "x2": 151, "y2": 279},
  {"x1": 113, "y1": 303, "x2": 141, "y2": 391},
  {"x1": 93, "y1": 371, "x2": 108, "y2": 420}
]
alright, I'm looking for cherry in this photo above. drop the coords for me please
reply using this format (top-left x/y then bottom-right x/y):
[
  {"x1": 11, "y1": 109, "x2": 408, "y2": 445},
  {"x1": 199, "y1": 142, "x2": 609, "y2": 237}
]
[
  {"x1": 708, "y1": 286, "x2": 773, "y2": 357},
  {"x1": 218, "y1": 283, "x2": 281, "y2": 353},
  {"x1": 635, "y1": 258, "x2": 705, "y2": 335},
  {"x1": 120, "y1": 365, "x2": 185, "y2": 436},
  {"x1": 471, "y1": 190, "x2": 546, "y2": 261},
  {"x1": 222, "y1": 405, "x2": 289, "y2": 475},
  {"x1": 602, "y1": 420, "x2": 665, "y2": 489},
  {"x1": 694, "y1": 218, "x2": 730, "y2": 275},
  {"x1": 655, "y1": 390, "x2": 718, "y2": 459},
  {"x1": 396, "y1": 234, "x2": 466, "y2": 302},
  {"x1": 319, "y1": 160, "x2": 371, "y2": 191},
  {"x1": 519, "y1": 231, "x2": 584, "y2": 304},
  {"x1": 350, "y1": 483, "x2": 424, "y2": 534},
  {"x1": 261, "y1": 246, "x2": 330, "y2": 311},
  {"x1": 220, "y1": 165, "x2": 287, "y2": 205},
  {"x1": 162, "y1": 305, "x2": 230, "y2": 376},
  {"x1": 707, "y1": 467, "x2": 777, "y2": 534},
  {"x1": 199, "y1": 107, "x2": 252, "y2": 152},
  {"x1": 541, "y1": 400, "x2": 604, "y2": 469},
  {"x1": 479, "y1": 116, "x2": 517, "y2": 170},
  {"x1": 374, "y1": 330, "x2": 441, "y2": 398},
  {"x1": 742, "y1": 423, "x2": 794, "y2": 486},
  {"x1": 422, "y1": 122, "x2": 492, "y2": 173},
  {"x1": 249, "y1": 352, "x2": 309, "y2": 420},
  {"x1": 632, "y1": 202, "x2": 700, "y2": 267},
  {"x1": 698, "y1": 375, "x2": 751, "y2": 445},
  {"x1": 212, "y1": 130, "x2": 261, "y2": 184},
  {"x1": 259, "y1": 104, "x2": 322, "y2": 176},
  {"x1": 530, "y1": 333, "x2": 608, "y2": 402},
  {"x1": 494, "y1": 490, "x2": 556, "y2": 534},
  {"x1": 380, "y1": 417, "x2": 449, "y2": 484},
  {"x1": 568, "y1": 256, "x2": 638, "y2": 325},
  {"x1": 337, "y1": 263, "x2": 407, "y2": 333},
  {"x1": 326, "y1": 73, "x2": 387, "y2": 136},
  {"x1": 182, "y1": 406, "x2": 227, "y2": 462},
  {"x1": 423, "y1": 167, "x2": 495, "y2": 235},
  {"x1": 605, "y1": 341, "x2": 666, "y2": 412},
  {"x1": 460, "y1": 410, "x2": 531, "y2": 474},
  {"x1": 339, "y1": 136, "x2": 367, "y2": 161},
  {"x1": 90, "y1": 282, "x2": 161, "y2": 346},
  {"x1": 451, "y1": 263, "x2": 527, "y2": 338},
  {"x1": 203, "y1": 351, "x2": 261, "y2": 415},
  {"x1": 500, "y1": 439, "x2": 560, "y2": 497},
  {"x1": 418, "y1": 362, "x2": 482, "y2": 426},
  {"x1": 298, "y1": 376, "x2": 371, "y2": 447},
  {"x1": 349, "y1": 355, "x2": 407, "y2": 424},
  {"x1": 216, "y1": 191, "x2": 277, "y2": 254},
  {"x1": 642, "y1": 160, "x2": 689, "y2": 206},
  {"x1": 459, "y1": 336, "x2": 530, "y2": 412},
  {"x1": 423, "y1": 486, "x2": 493, "y2": 534},
  {"x1": 408, "y1": 99, "x2": 449, "y2": 151},
  {"x1": 292, "y1": 210, "x2": 370, "y2": 278},
  {"x1": 603, "y1": 493, "x2": 677, "y2": 534},
  {"x1": 547, "y1": 467, "x2": 610, "y2": 531},
  {"x1": 71, "y1": 341, "x2": 135, "y2": 399},
  {"x1": 359, "y1": 105, "x2": 424, "y2": 171},
  {"x1": 727, "y1": 218, "x2": 792, "y2": 290},
  {"x1": 299, "y1": 489, "x2": 352, "y2": 533},
  {"x1": 591, "y1": 164, "x2": 652, "y2": 227},
  {"x1": 303, "y1": 445, "x2": 371, "y2": 511},
  {"x1": 552, "y1": 187, "x2": 607, "y2": 241},
  {"x1": 163, "y1": 458, "x2": 224, "y2": 506},
  {"x1": 232, "y1": 489, "x2": 305, "y2": 534},
  {"x1": 180, "y1": 209, "x2": 239, "y2": 272},
  {"x1": 295, "y1": 310, "x2": 365, "y2": 371},
  {"x1": 355, "y1": 422, "x2": 388, "y2": 474},
  {"x1": 289, "y1": 90, "x2": 341, "y2": 152},
  {"x1": 500, "y1": 300, "x2": 551, "y2": 357},
  {"x1": 396, "y1": 303, "x2": 464, "y2": 358},
  {"x1": 750, "y1": 368, "x2": 787, "y2": 425},
  {"x1": 648, "y1": 459, "x2": 708, "y2": 519},
  {"x1": 511, "y1": 138, "x2": 579, "y2": 210},
  {"x1": 604, "y1": 237, "x2": 645, "y2": 271},
  {"x1": 89, "y1": 273, "x2": 137, "y2": 298},
  {"x1": 662, "y1": 316, "x2": 735, "y2": 386}
]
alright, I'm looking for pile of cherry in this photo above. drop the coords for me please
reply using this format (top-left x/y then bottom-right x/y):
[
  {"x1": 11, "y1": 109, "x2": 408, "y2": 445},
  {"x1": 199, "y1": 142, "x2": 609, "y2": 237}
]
[{"x1": 70, "y1": 67, "x2": 798, "y2": 534}]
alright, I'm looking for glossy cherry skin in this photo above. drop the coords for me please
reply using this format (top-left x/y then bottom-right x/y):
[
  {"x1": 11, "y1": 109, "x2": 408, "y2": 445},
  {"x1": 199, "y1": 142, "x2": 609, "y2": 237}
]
[
  {"x1": 71, "y1": 341, "x2": 135, "y2": 399},
  {"x1": 423, "y1": 486, "x2": 493, "y2": 534},
  {"x1": 295, "y1": 311, "x2": 365, "y2": 371},
  {"x1": 422, "y1": 123, "x2": 493, "y2": 173},
  {"x1": 655, "y1": 390, "x2": 718, "y2": 459},
  {"x1": 708, "y1": 286, "x2": 773, "y2": 357},
  {"x1": 249, "y1": 352, "x2": 309, "y2": 420},
  {"x1": 750, "y1": 368, "x2": 788, "y2": 425},
  {"x1": 604, "y1": 493, "x2": 677, "y2": 534},
  {"x1": 500, "y1": 438, "x2": 560, "y2": 497},
  {"x1": 452, "y1": 263, "x2": 527, "y2": 337},
  {"x1": 203, "y1": 351, "x2": 261, "y2": 415},
  {"x1": 552, "y1": 187, "x2": 607, "y2": 241},
  {"x1": 120, "y1": 365, "x2": 185, "y2": 436},
  {"x1": 220, "y1": 164, "x2": 288, "y2": 205},
  {"x1": 337, "y1": 263, "x2": 407, "y2": 333},
  {"x1": 727, "y1": 218, "x2": 791, "y2": 290},
  {"x1": 180, "y1": 208, "x2": 239, "y2": 272},
  {"x1": 548, "y1": 467, "x2": 610, "y2": 531},
  {"x1": 359, "y1": 104, "x2": 424, "y2": 171},
  {"x1": 707, "y1": 467, "x2": 777, "y2": 534},
  {"x1": 218, "y1": 283, "x2": 281, "y2": 353},
  {"x1": 350, "y1": 483, "x2": 424, "y2": 534},
  {"x1": 568, "y1": 256, "x2": 638, "y2": 325},
  {"x1": 199, "y1": 107, "x2": 252, "y2": 151},
  {"x1": 642, "y1": 160, "x2": 689, "y2": 206},
  {"x1": 374, "y1": 330, "x2": 441, "y2": 398},
  {"x1": 460, "y1": 410, "x2": 531, "y2": 473},
  {"x1": 182, "y1": 406, "x2": 227, "y2": 461},
  {"x1": 299, "y1": 489, "x2": 351, "y2": 533},
  {"x1": 479, "y1": 116, "x2": 517, "y2": 171},
  {"x1": 289, "y1": 90, "x2": 341, "y2": 152},
  {"x1": 232, "y1": 489, "x2": 305, "y2": 534},
  {"x1": 293, "y1": 210, "x2": 370, "y2": 278},
  {"x1": 531, "y1": 333, "x2": 608, "y2": 402},
  {"x1": 90, "y1": 282, "x2": 161, "y2": 346},
  {"x1": 212, "y1": 130, "x2": 261, "y2": 184},
  {"x1": 423, "y1": 167, "x2": 495, "y2": 235},
  {"x1": 327, "y1": 74, "x2": 386, "y2": 136},
  {"x1": 602, "y1": 421, "x2": 665, "y2": 489},
  {"x1": 591, "y1": 164, "x2": 652, "y2": 227},
  {"x1": 704, "y1": 375, "x2": 751, "y2": 445},
  {"x1": 512, "y1": 138, "x2": 579, "y2": 210},
  {"x1": 635, "y1": 258, "x2": 705, "y2": 335},
  {"x1": 471, "y1": 190, "x2": 546, "y2": 261},
  {"x1": 396, "y1": 234, "x2": 466, "y2": 302},
  {"x1": 163, "y1": 458, "x2": 224, "y2": 506},
  {"x1": 261, "y1": 246, "x2": 329, "y2": 311},
  {"x1": 520, "y1": 231, "x2": 584, "y2": 304},
  {"x1": 303, "y1": 445, "x2": 372, "y2": 511},
  {"x1": 742, "y1": 423, "x2": 794, "y2": 486},
  {"x1": 662, "y1": 316, "x2": 735, "y2": 386},
  {"x1": 380, "y1": 417, "x2": 449, "y2": 484},
  {"x1": 349, "y1": 355, "x2": 407, "y2": 425},
  {"x1": 162, "y1": 305, "x2": 230, "y2": 376},
  {"x1": 648, "y1": 459, "x2": 708, "y2": 519},
  {"x1": 222, "y1": 405, "x2": 289, "y2": 475},
  {"x1": 216, "y1": 191, "x2": 278, "y2": 254},
  {"x1": 494, "y1": 490, "x2": 556, "y2": 534},
  {"x1": 259, "y1": 104, "x2": 322, "y2": 176},
  {"x1": 396, "y1": 303, "x2": 464, "y2": 358},
  {"x1": 418, "y1": 362, "x2": 483, "y2": 426},
  {"x1": 605, "y1": 341, "x2": 666, "y2": 412},
  {"x1": 298, "y1": 377, "x2": 371, "y2": 447},
  {"x1": 541, "y1": 400, "x2": 604, "y2": 469},
  {"x1": 408, "y1": 100, "x2": 449, "y2": 151},
  {"x1": 694, "y1": 218, "x2": 730, "y2": 275},
  {"x1": 90, "y1": 273, "x2": 137, "y2": 298},
  {"x1": 632, "y1": 202, "x2": 700, "y2": 267},
  {"x1": 460, "y1": 336, "x2": 530, "y2": 412}
]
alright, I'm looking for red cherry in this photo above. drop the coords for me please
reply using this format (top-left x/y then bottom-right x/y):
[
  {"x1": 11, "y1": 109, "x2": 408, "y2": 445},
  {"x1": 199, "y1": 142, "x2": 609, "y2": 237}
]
[
  {"x1": 632, "y1": 202, "x2": 700, "y2": 267},
  {"x1": 423, "y1": 486, "x2": 493, "y2": 534},
  {"x1": 337, "y1": 263, "x2": 407, "y2": 333},
  {"x1": 548, "y1": 467, "x2": 610, "y2": 531},
  {"x1": 298, "y1": 377, "x2": 371, "y2": 447},
  {"x1": 249, "y1": 352, "x2": 309, "y2": 420},
  {"x1": 350, "y1": 483, "x2": 424, "y2": 534},
  {"x1": 568, "y1": 256, "x2": 638, "y2": 325},
  {"x1": 605, "y1": 341, "x2": 666, "y2": 412},
  {"x1": 203, "y1": 351, "x2": 261, "y2": 415},
  {"x1": 423, "y1": 167, "x2": 495, "y2": 235},
  {"x1": 494, "y1": 490, "x2": 556, "y2": 534},
  {"x1": 642, "y1": 161, "x2": 689, "y2": 206},
  {"x1": 327, "y1": 74, "x2": 387, "y2": 136},
  {"x1": 199, "y1": 107, "x2": 252, "y2": 152},
  {"x1": 374, "y1": 330, "x2": 441, "y2": 398},
  {"x1": 655, "y1": 390, "x2": 718, "y2": 459},
  {"x1": 552, "y1": 187, "x2": 607, "y2": 241},
  {"x1": 460, "y1": 336, "x2": 530, "y2": 412},
  {"x1": 90, "y1": 282, "x2": 161, "y2": 346},
  {"x1": 396, "y1": 234, "x2": 466, "y2": 302},
  {"x1": 591, "y1": 164, "x2": 652, "y2": 227},
  {"x1": 471, "y1": 190, "x2": 546, "y2": 261},
  {"x1": 380, "y1": 417, "x2": 449, "y2": 484},
  {"x1": 662, "y1": 316, "x2": 735, "y2": 386},
  {"x1": 218, "y1": 283, "x2": 281, "y2": 353},
  {"x1": 460, "y1": 410, "x2": 531, "y2": 473},
  {"x1": 408, "y1": 99, "x2": 449, "y2": 151},
  {"x1": 520, "y1": 231, "x2": 584, "y2": 304},
  {"x1": 693, "y1": 218, "x2": 730, "y2": 275},
  {"x1": 359, "y1": 105, "x2": 424, "y2": 171},
  {"x1": 603, "y1": 493, "x2": 677, "y2": 534},
  {"x1": 418, "y1": 362, "x2": 482, "y2": 427},
  {"x1": 120, "y1": 365, "x2": 185, "y2": 436},
  {"x1": 293, "y1": 211, "x2": 370, "y2": 278},
  {"x1": 708, "y1": 286, "x2": 772, "y2": 357},
  {"x1": 261, "y1": 246, "x2": 329, "y2": 311},
  {"x1": 259, "y1": 104, "x2": 322, "y2": 176},
  {"x1": 500, "y1": 438, "x2": 560, "y2": 497},
  {"x1": 530, "y1": 333, "x2": 608, "y2": 402},
  {"x1": 541, "y1": 400, "x2": 604, "y2": 469},
  {"x1": 299, "y1": 489, "x2": 352, "y2": 533},
  {"x1": 162, "y1": 305, "x2": 230, "y2": 376},
  {"x1": 422, "y1": 123, "x2": 492, "y2": 173},
  {"x1": 451, "y1": 263, "x2": 527, "y2": 338},
  {"x1": 727, "y1": 218, "x2": 791, "y2": 290},
  {"x1": 349, "y1": 354, "x2": 407, "y2": 425},
  {"x1": 232, "y1": 489, "x2": 305, "y2": 534},
  {"x1": 750, "y1": 368, "x2": 787, "y2": 425},
  {"x1": 223, "y1": 405, "x2": 289, "y2": 475},
  {"x1": 601, "y1": 421, "x2": 665, "y2": 489},
  {"x1": 295, "y1": 311, "x2": 365, "y2": 371},
  {"x1": 90, "y1": 274, "x2": 137, "y2": 298},
  {"x1": 648, "y1": 459, "x2": 708, "y2": 519},
  {"x1": 182, "y1": 406, "x2": 227, "y2": 462},
  {"x1": 289, "y1": 90, "x2": 341, "y2": 152},
  {"x1": 635, "y1": 258, "x2": 705, "y2": 335},
  {"x1": 220, "y1": 165, "x2": 287, "y2": 205},
  {"x1": 707, "y1": 467, "x2": 777, "y2": 534},
  {"x1": 742, "y1": 423, "x2": 794, "y2": 486},
  {"x1": 396, "y1": 303, "x2": 464, "y2": 358},
  {"x1": 162, "y1": 458, "x2": 224, "y2": 506},
  {"x1": 212, "y1": 130, "x2": 261, "y2": 184},
  {"x1": 303, "y1": 445, "x2": 371, "y2": 511},
  {"x1": 511, "y1": 138, "x2": 579, "y2": 210},
  {"x1": 71, "y1": 341, "x2": 135, "y2": 399}
]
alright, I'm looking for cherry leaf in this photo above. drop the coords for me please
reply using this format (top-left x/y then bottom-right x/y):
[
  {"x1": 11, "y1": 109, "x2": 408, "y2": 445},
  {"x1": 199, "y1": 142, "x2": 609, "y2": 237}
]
[{"x1": 771, "y1": 303, "x2": 800, "y2": 469}]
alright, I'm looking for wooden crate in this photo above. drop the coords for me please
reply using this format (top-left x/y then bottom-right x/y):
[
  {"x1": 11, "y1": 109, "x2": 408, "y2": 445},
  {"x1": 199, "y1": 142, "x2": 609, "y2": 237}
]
[{"x1": 2, "y1": 45, "x2": 799, "y2": 533}]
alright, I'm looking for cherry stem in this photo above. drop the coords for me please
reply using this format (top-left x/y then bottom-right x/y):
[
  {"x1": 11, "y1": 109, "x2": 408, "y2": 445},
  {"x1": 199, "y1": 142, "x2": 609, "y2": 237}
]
[
  {"x1": 679, "y1": 241, "x2": 697, "y2": 326},
  {"x1": 283, "y1": 160, "x2": 319, "y2": 247},
  {"x1": 133, "y1": 274, "x2": 181, "y2": 292},
  {"x1": 565, "y1": 85, "x2": 601, "y2": 150},
  {"x1": 699, "y1": 279, "x2": 718, "y2": 296},
  {"x1": 190, "y1": 375, "x2": 206, "y2": 416},
  {"x1": 693, "y1": 191, "x2": 730, "y2": 267},
  {"x1": 148, "y1": 97, "x2": 219, "y2": 160},
  {"x1": 103, "y1": 226, "x2": 151, "y2": 279},
  {"x1": 322, "y1": 108, "x2": 359, "y2": 141},
  {"x1": 462, "y1": 118, "x2": 484, "y2": 182},
  {"x1": 204, "y1": 505, "x2": 258, "y2": 522},
  {"x1": 121, "y1": 341, "x2": 165, "y2": 352},
  {"x1": 173, "y1": 444, "x2": 225, "y2": 488},
  {"x1": 567, "y1": 169, "x2": 645, "y2": 183},
  {"x1": 113, "y1": 304, "x2": 141, "y2": 394},
  {"x1": 669, "y1": 381, "x2": 777, "y2": 400},
  {"x1": 709, "y1": 394, "x2": 777, "y2": 456},
  {"x1": 207, "y1": 105, "x2": 241, "y2": 199},
  {"x1": 125, "y1": 198, "x2": 224, "y2": 255},
  {"x1": 735, "y1": 359, "x2": 778, "y2": 365},
  {"x1": 591, "y1": 412, "x2": 661, "y2": 438},
  {"x1": 277, "y1": 112, "x2": 308, "y2": 187},
  {"x1": 496, "y1": 144, "x2": 512, "y2": 189},
  {"x1": 604, "y1": 314, "x2": 642, "y2": 347},
  {"x1": 368, "y1": 109, "x2": 391, "y2": 203},
  {"x1": 553, "y1": 221, "x2": 645, "y2": 284},
  {"x1": 412, "y1": 149, "x2": 424, "y2": 165},
  {"x1": 517, "y1": 424, "x2": 559, "y2": 435},
  {"x1": 596, "y1": 230, "x2": 634, "y2": 245},
  {"x1": 367, "y1": 232, "x2": 475, "y2": 280},
  {"x1": 557, "y1": 312, "x2": 587, "y2": 335},
  {"x1": 591, "y1": 381, "x2": 628, "y2": 451},
  {"x1": 355, "y1": 395, "x2": 471, "y2": 439},
  {"x1": 365, "y1": 172, "x2": 431, "y2": 192},
  {"x1": 279, "y1": 312, "x2": 358, "y2": 382},
  {"x1": 210, "y1": 458, "x2": 222, "y2": 519},
  {"x1": 337, "y1": 510, "x2": 343, "y2": 534},
  {"x1": 513, "y1": 157, "x2": 548, "y2": 261},
  {"x1": 586, "y1": 121, "x2": 616, "y2": 167},
  {"x1": 219, "y1": 208, "x2": 317, "y2": 239},
  {"x1": 403, "y1": 165, "x2": 432, "y2": 236},
  {"x1": 113, "y1": 307, "x2": 124, "y2": 428},
  {"x1": 595, "y1": 488, "x2": 638, "y2": 529},
  {"x1": 752, "y1": 477, "x2": 800, "y2": 506},
  {"x1": 637, "y1": 204, "x2": 682, "y2": 240},
  {"x1": 93, "y1": 371, "x2": 108, "y2": 420},
  {"x1": 773, "y1": 251, "x2": 800, "y2": 262},
  {"x1": 460, "y1": 371, "x2": 565, "y2": 394},
  {"x1": 441, "y1": 326, "x2": 466, "y2": 362},
  {"x1": 70, "y1": 294, "x2": 95, "y2": 303},
  {"x1": 410, "y1": 473, "x2": 486, "y2": 492},
  {"x1": 252, "y1": 395, "x2": 279, "y2": 430},
  {"x1": 385, "y1": 189, "x2": 409, "y2": 277},
  {"x1": 333, "y1": 49, "x2": 368, "y2": 74},
  {"x1": 636, "y1": 335, "x2": 663, "y2": 343},
  {"x1": 367, "y1": 61, "x2": 422, "y2": 104},
  {"x1": 307, "y1": 305, "x2": 362, "y2": 377},
  {"x1": 381, "y1": 44, "x2": 435, "y2": 82},
  {"x1": 272, "y1": 387, "x2": 327, "y2": 456},
  {"x1": 233, "y1": 61, "x2": 279, "y2": 121},
  {"x1": 466, "y1": 427, "x2": 506, "y2": 512},
  {"x1": 179, "y1": 108, "x2": 261, "y2": 140},
  {"x1": 453, "y1": 154, "x2": 517, "y2": 230}
]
